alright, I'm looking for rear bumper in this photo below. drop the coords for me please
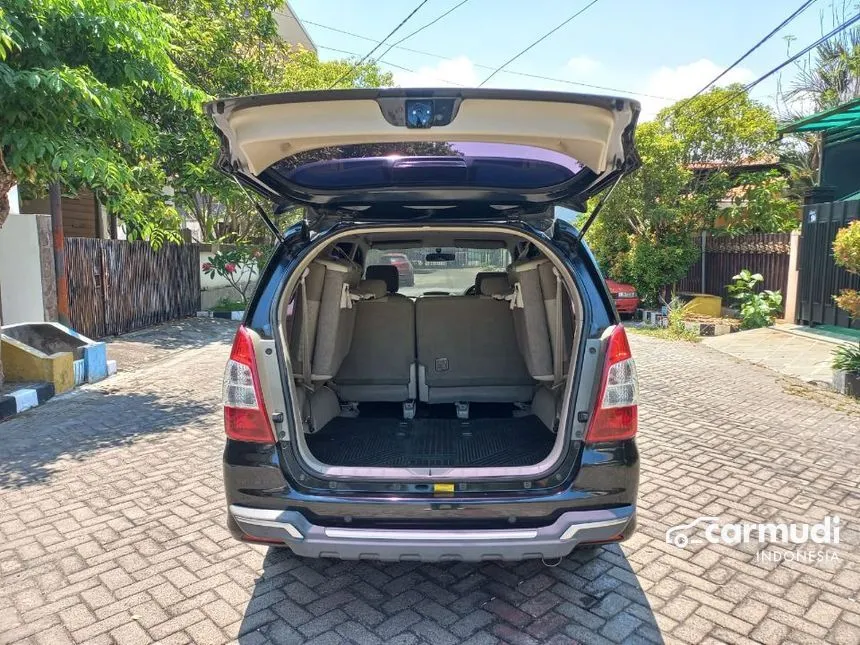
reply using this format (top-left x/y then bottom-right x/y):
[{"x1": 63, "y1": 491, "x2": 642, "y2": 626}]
[
  {"x1": 229, "y1": 504, "x2": 635, "y2": 561},
  {"x1": 614, "y1": 297, "x2": 639, "y2": 314}
]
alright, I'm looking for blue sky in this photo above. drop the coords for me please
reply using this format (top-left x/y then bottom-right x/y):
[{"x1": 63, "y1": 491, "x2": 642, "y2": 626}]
[{"x1": 288, "y1": 0, "x2": 843, "y2": 120}]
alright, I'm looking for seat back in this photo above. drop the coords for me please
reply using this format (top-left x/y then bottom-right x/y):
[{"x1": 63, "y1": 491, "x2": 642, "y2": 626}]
[
  {"x1": 311, "y1": 258, "x2": 361, "y2": 381},
  {"x1": 415, "y1": 295, "x2": 534, "y2": 403},
  {"x1": 334, "y1": 280, "x2": 416, "y2": 402},
  {"x1": 509, "y1": 258, "x2": 555, "y2": 381}
]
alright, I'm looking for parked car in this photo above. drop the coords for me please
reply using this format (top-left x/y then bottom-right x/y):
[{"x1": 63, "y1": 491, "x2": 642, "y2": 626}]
[
  {"x1": 208, "y1": 88, "x2": 642, "y2": 562},
  {"x1": 606, "y1": 278, "x2": 640, "y2": 318},
  {"x1": 378, "y1": 252, "x2": 415, "y2": 287}
]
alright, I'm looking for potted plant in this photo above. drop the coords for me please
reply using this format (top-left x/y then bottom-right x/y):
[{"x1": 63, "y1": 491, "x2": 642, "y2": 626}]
[{"x1": 832, "y1": 342, "x2": 860, "y2": 398}]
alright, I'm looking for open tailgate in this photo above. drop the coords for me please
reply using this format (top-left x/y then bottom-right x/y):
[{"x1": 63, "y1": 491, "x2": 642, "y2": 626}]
[{"x1": 205, "y1": 88, "x2": 640, "y2": 212}]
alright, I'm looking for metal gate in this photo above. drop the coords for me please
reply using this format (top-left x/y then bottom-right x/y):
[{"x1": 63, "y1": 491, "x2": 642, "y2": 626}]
[
  {"x1": 66, "y1": 239, "x2": 201, "y2": 338},
  {"x1": 797, "y1": 200, "x2": 860, "y2": 329}
]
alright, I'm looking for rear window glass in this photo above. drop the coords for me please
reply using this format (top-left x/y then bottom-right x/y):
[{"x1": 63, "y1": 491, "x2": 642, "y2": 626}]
[
  {"x1": 260, "y1": 142, "x2": 584, "y2": 192},
  {"x1": 365, "y1": 247, "x2": 511, "y2": 297}
]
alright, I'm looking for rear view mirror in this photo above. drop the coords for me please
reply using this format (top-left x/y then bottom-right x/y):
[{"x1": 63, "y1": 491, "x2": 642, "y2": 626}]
[{"x1": 425, "y1": 252, "x2": 456, "y2": 262}]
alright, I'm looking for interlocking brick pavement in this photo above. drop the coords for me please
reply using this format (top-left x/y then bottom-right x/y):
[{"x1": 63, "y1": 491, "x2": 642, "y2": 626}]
[{"x1": 1, "y1": 320, "x2": 858, "y2": 644}]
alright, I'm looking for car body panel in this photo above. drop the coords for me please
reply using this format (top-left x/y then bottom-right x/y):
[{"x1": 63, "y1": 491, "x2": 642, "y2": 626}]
[
  {"x1": 213, "y1": 89, "x2": 641, "y2": 560},
  {"x1": 205, "y1": 88, "x2": 640, "y2": 213},
  {"x1": 606, "y1": 278, "x2": 640, "y2": 315}
]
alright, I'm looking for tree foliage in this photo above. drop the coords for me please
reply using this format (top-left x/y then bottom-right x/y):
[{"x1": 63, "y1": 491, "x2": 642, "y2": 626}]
[
  {"x1": 658, "y1": 85, "x2": 779, "y2": 165},
  {"x1": 148, "y1": 0, "x2": 393, "y2": 243},
  {"x1": 583, "y1": 88, "x2": 798, "y2": 305},
  {"x1": 0, "y1": 0, "x2": 202, "y2": 237},
  {"x1": 0, "y1": 0, "x2": 394, "y2": 243}
]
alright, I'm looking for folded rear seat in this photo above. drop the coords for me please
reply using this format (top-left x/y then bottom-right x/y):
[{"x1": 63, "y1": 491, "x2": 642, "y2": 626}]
[
  {"x1": 333, "y1": 277, "x2": 416, "y2": 402},
  {"x1": 416, "y1": 279, "x2": 535, "y2": 403},
  {"x1": 310, "y1": 258, "x2": 362, "y2": 381},
  {"x1": 508, "y1": 257, "x2": 563, "y2": 382}
]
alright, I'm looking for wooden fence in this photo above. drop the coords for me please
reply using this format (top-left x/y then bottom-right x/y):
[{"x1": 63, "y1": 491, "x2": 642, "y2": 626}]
[
  {"x1": 66, "y1": 238, "x2": 201, "y2": 338},
  {"x1": 677, "y1": 232, "x2": 792, "y2": 299}
]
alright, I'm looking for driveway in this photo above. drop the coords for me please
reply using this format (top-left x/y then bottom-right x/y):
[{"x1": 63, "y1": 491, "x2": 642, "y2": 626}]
[{"x1": 0, "y1": 320, "x2": 858, "y2": 645}]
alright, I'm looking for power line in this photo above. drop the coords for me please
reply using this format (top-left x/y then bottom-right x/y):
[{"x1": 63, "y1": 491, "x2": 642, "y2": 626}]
[
  {"x1": 478, "y1": 0, "x2": 602, "y2": 87},
  {"x1": 317, "y1": 45, "x2": 467, "y2": 86},
  {"x1": 694, "y1": 11, "x2": 860, "y2": 122},
  {"x1": 327, "y1": 0, "x2": 430, "y2": 89},
  {"x1": 377, "y1": 0, "x2": 472, "y2": 61},
  {"x1": 688, "y1": 0, "x2": 817, "y2": 101},
  {"x1": 293, "y1": 16, "x2": 674, "y2": 100}
]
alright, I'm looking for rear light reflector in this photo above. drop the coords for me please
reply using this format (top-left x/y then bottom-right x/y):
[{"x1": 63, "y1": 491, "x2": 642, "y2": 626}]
[
  {"x1": 223, "y1": 326, "x2": 275, "y2": 444},
  {"x1": 585, "y1": 325, "x2": 639, "y2": 443}
]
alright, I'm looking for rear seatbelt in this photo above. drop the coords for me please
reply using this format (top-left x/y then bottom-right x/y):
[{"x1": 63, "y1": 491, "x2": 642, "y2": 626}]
[
  {"x1": 552, "y1": 267, "x2": 564, "y2": 389},
  {"x1": 298, "y1": 268, "x2": 313, "y2": 389},
  {"x1": 297, "y1": 268, "x2": 316, "y2": 432}
]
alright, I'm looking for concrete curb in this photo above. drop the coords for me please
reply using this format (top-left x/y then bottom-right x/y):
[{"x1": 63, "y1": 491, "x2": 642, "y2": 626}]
[
  {"x1": 197, "y1": 310, "x2": 245, "y2": 321},
  {"x1": 0, "y1": 382, "x2": 55, "y2": 422}
]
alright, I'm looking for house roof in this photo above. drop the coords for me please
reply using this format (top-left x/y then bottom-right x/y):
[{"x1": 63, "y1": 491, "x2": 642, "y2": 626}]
[
  {"x1": 780, "y1": 98, "x2": 860, "y2": 144},
  {"x1": 686, "y1": 155, "x2": 780, "y2": 170}
]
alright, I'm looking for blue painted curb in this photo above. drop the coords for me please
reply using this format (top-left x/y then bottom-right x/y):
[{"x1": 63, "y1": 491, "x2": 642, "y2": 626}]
[{"x1": 0, "y1": 382, "x2": 55, "y2": 422}]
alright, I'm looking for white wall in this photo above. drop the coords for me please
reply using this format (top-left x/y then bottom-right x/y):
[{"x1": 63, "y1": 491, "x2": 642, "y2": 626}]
[
  {"x1": 0, "y1": 212, "x2": 46, "y2": 324},
  {"x1": 199, "y1": 250, "x2": 257, "y2": 307}
]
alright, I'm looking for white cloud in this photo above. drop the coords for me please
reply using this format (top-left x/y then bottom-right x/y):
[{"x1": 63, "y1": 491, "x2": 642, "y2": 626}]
[
  {"x1": 566, "y1": 56, "x2": 600, "y2": 75},
  {"x1": 393, "y1": 56, "x2": 479, "y2": 88},
  {"x1": 637, "y1": 58, "x2": 755, "y2": 120}
]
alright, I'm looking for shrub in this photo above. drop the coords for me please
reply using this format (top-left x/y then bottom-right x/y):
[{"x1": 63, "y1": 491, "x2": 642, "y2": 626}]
[
  {"x1": 726, "y1": 269, "x2": 783, "y2": 329},
  {"x1": 832, "y1": 342, "x2": 860, "y2": 376},
  {"x1": 202, "y1": 240, "x2": 269, "y2": 305},
  {"x1": 832, "y1": 221, "x2": 860, "y2": 318}
]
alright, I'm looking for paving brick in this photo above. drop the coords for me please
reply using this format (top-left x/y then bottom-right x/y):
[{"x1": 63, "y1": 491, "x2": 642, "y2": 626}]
[{"x1": 1, "y1": 325, "x2": 858, "y2": 645}]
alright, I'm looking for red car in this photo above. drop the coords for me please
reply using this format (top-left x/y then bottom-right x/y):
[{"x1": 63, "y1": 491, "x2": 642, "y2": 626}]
[
  {"x1": 606, "y1": 278, "x2": 639, "y2": 317},
  {"x1": 379, "y1": 252, "x2": 415, "y2": 287}
]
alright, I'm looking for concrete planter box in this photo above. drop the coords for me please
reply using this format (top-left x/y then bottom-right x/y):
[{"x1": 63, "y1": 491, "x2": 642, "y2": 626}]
[
  {"x1": 682, "y1": 320, "x2": 741, "y2": 337},
  {"x1": 833, "y1": 370, "x2": 860, "y2": 398}
]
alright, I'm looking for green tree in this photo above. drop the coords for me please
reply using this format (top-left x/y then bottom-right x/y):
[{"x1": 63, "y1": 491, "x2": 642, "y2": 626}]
[
  {"x1": 582, "y1": 121, "x2": 702, "y2": 305},
  {"x1": 149, "y1": 0, "x2": 394, "y2": 242},
  {"x1": 0, "y1": 0, "x2": 202, "y2": 239},
  {"x1": 659, "y1": 85, "x2": 779, "y2": 165},
  {"x1": 584, "y1": 89, "x2": 797, "y2": 304}
]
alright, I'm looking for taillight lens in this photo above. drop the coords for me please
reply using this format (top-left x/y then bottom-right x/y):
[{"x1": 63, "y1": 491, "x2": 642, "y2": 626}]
[
  {"x1": 223, "y1": 326, "x2": 274, "y2": 444},
  {"x1": 585, "y1": 325, "x2": 639, "y2": 443}
]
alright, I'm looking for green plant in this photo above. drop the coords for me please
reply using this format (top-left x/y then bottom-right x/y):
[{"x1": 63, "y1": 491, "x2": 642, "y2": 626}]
[
  {"x1": 726, "y1": 269, "x2": 783, "y2": 329},
  {"x1": 832, "y1": 342, "x2": 860, "y2": 375},
  {"x1": 202, "y1": 239, "x2": 269, "y2": 304},
  {"x1": 210, "y1": 297, "x2": 246, "y2": 312},
  {"x1": 832, "y1": 221, "x2": 860, "y2": 318}
]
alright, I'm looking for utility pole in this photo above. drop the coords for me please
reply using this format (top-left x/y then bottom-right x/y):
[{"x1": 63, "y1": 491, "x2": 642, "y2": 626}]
[{"x1": 50, "y1": 182, "x2": 70, "y2": 326}]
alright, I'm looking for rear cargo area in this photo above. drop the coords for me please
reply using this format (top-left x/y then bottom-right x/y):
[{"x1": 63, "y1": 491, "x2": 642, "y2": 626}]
[
  {"x1": 306, "y1": 403, "x2": 554, "y2": 468},
  {"x1": 280, "y1": 230, "x2": 580, "y2": 475}
]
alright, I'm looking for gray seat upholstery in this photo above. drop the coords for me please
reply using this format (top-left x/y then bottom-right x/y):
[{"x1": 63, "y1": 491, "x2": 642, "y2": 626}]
[
  {"x1": 333, "y1": 279, "x2": 417, "y2": 402},
  {"x1": 415, "y1": 295, "x2": 535, "y2": 403},
  {"x1": 366, "y1": 264, "x2": 400, "y2": 293}
]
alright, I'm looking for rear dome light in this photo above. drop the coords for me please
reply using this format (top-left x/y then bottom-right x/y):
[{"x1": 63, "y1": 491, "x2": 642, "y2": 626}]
[
  {"x1": 223, "y1": 326, "x2": 275, "y2": 444},
  {"x1": 585, "y1": 325, "x2": 638, "y2": 443}
]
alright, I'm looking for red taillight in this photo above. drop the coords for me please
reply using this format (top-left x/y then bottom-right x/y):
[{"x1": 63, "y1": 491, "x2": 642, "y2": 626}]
[
  {"x1": 223, "y1": 326, "x2": 275, "y2": 444},
  {"x1": 585, "y1": 325, "x2": 638, "y2": 443}
]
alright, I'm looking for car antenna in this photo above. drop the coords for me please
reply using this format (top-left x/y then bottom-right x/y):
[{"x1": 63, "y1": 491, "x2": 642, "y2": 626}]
[
  {"x1": 575, "y1": 174, "x2": 623, "y2": 243},
  {"x1": 231, "y1": 177, "x2": 285, "y2": 243}
]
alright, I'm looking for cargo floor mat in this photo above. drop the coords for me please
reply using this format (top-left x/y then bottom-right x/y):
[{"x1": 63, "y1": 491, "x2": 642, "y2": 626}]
[{"x1": 306, "y1": 416, "x2": 554, "y2": 467}]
